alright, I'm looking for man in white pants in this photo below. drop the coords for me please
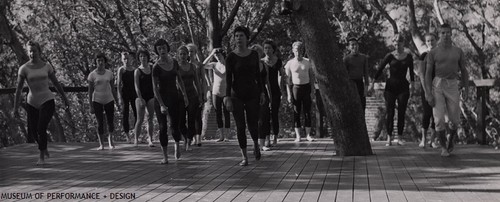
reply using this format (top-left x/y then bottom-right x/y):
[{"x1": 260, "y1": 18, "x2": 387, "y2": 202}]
[{"x1": 424, "y1": 23, "x2": 469, "y2": 157}]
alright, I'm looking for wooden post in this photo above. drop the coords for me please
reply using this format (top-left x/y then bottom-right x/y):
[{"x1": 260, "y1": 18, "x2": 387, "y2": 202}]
[{"x1": 473, "y1": 79, "x2": 495, "y2": 145}]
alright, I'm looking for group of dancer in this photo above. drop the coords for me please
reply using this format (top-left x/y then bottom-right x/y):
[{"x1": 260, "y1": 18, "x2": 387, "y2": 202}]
[
  {"x1": 363, "y1": 23, "x2": 468, "y2": 157},
  {"x1": 12, "y1": 24, "x2": 467, "y2": 166},
  {"x1": 12, "y1": 26, "x2": 311, "y2": 166}
]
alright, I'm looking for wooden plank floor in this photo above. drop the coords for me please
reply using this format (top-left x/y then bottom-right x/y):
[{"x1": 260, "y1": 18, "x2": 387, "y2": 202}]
[{"x1": 1, "y1": 139, "x2": 500, "y2": 202}]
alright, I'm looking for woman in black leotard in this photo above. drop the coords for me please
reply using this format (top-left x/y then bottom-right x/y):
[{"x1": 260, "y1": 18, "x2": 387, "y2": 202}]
[
  {"x1": 262, "y1": 39, "x2": 283, "y2": 146},
  {"x1": 372, "y1": 35, "x2": 415, "y2": 146},
  {"x1": 152, "y1": 39, "x2": 189, "y2": 164},
  {"x1": 134, "y1": 49, "x2": 156, "y2": 147},
  {"x1": 224, "y1": 26, "x2": 265, "y2": 166},
  {"x1": 117, "y1": 52, "x2": 137, "y2": 143},
  {"x1": 177, "y1": 46, "x2": 203, "y2": 151}
]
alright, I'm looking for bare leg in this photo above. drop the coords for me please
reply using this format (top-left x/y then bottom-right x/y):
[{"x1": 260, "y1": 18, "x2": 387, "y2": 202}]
[
  {"x1": 108, "y1": 132, "x2": 115, "y2": 149},
  {"x1": 97, "y1": 132, "x2": 105, "y2": 150},
  {"x1": 160, "y1": 146, "x2": 168, "y2": 164},
  {"x1": 216, "y1": 128, "x2": 224, "y2": 142},
  {"x1": 174, "y1": 141, "x2": 181, "y2": 159},
  {"x1": 419, "y1": 128, "x2": 427, "y2": 148},
  {"x1": 294, "y1": 127, "x2": 301, "y2": 142},
  {"x1": 305, "y1": 127, "x2": 314, "y2": 141},
  {"x1": 239, "y1": 148, "x2": 248, "y2": 166}
]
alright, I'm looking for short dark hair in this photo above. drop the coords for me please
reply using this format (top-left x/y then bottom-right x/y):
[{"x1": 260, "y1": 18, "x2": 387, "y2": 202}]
[
  {"x1": 440, "y1": 23, "x2": 451, "y2": 29},
  {"x1": 263, "y1": 39, "x2": 277, "y2": 54},
  {"x1": 95, "y1": 53, "x2": 107, "y2": 63},
  {"x1": 233, "y1": 26, "x2": 250, "y2": 39},
  {"x1": 137, "y1": 49, "x2": 150, "y2": 61},
  {"x1": 154, "y1": 39, "x2": 170, "y2": 55},
  {"x1": 25, "y1": 40, "x2": 42, "y2": 55},
  {"x1": 347, "y1": 37, "x2": 358, "y2": 43}
]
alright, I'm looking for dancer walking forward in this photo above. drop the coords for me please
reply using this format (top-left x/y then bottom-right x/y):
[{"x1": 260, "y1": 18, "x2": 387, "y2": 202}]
[
  {"x1": 14, "y1": 41, "x2": 69, "y2": 165},
  {"x1": 177, "y1": 46, "x2": 203, "y2": 151},
  {"x1": 418, "y1": 33, "x2": 438, "y2": 148},
  {"x1": 203, "y1": 48, "x2": 231, "y2": 142},
  {"x1": 224, "y1": 26, "x2": 265, "y2": 166},
  {"x1": 285, "y1": 41, "x2": 316, "y2": 142},
  {"x1": 116, "y1": 52, "x2": 137, "y2": 143},
  {"x1": 133, "y1": 50, "x2": 156, "y2": 147},
  {"x1": 88, "y1": 53, "x2": 119, "y2": 150},
  {"x1": 152, "y1": 39, "x2": 189, "y2": 164},
  {"x1": 343, "y1": 37, "x2": 369, "y2": 111},
  {"x1": 262, "y1": 39, "x2": 283, "y2": 146},
  {"x1": 186, "y1": 43, "x2": 209, "y2": 146},
  {"x1": 424, "y1": 23, "x2": 469, "y2": 157},
  {"x1": 371, "y1": 35, "x2": 415, "y2": 146}
]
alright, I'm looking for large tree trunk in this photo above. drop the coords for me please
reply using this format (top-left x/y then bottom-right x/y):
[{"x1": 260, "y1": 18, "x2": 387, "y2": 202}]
[{"x1": 292, "y1": 0, "x2": 372, "y2": 156}]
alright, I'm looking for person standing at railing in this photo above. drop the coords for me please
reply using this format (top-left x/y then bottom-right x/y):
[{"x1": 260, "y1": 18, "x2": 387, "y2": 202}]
[{"x1": 14, "y1": 40, "x2": 69, "y2": 165}]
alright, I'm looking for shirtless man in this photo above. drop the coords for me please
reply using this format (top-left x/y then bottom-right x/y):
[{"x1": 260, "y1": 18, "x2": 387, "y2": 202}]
[
  {"x1": 425, "y1": 23, "x2": 469, "y2": 157},
  {"x1": 285, "y1": 41, "x2": 315, "y2": 142}
]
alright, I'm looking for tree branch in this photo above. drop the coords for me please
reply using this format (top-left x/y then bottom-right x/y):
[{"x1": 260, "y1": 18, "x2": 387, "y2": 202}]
[
  {"x1": 249, "y1": 0, "x2": 276, "y2": 44},
  {"x1": 220, "y1": 0, "x2": 243, "y2": 36},
  {"x1": 433, "y1": 0, "x2": 444, "y2": 25},
  {"x1": 407, "y1": 0, "x2": 426, "y2": 55},
  {"x1": 114, "y1": 0, "x2": 137, "y2": 50},
  {"x1": 370, "y1": 0, "x2": 398, "y2": 34}
]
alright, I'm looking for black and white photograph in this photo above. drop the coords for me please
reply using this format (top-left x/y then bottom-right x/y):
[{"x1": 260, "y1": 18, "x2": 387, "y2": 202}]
[{"x1": 1, "y1": 0, "x2": 500, "y2": 201}]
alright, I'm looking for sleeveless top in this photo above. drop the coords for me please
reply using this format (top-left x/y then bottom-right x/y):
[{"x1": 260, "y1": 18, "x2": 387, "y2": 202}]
[
  {"x1": 121, "y1": 68, "x2": 137, "y2": 99},
  {"x1": 22, "y1": 63, "x2": 55, "y2": 109},
  {"x1": 138, "y1": 68, "x2": 154, "y2": 101},
  {"x1": 226, "y1": 50, "x2": 262, "y2": 101},
  {"x1": 88, "y1": 69, "x2": 114, "y2": 104},
  {"x1": 211, "y1": 62, "x2": 227, "y2": 97},
  {"x1": 178, "y1": 63, "x2": 199, "y2": 103},
  {"x1": 265, "y1": 58, "x2": 282, "y2": 96},
  {"x1": 153, "y1": 60, "x2": 179, "y2": 104}
]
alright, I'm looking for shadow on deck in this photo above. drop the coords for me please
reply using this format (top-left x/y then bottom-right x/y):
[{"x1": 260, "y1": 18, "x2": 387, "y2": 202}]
[{"x1": 1, "y1": 139, "x2": 499, "y2": 201}]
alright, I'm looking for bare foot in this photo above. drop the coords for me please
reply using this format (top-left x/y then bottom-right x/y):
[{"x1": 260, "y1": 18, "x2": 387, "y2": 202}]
[
  {"x1": 36, "y1": 158, "x2": 45, "y2": 165},
  {"x1": 109, "y1": 144, "x2": 115, "y2": 150},
  {"x1": 96, "y1": 146, "x2": 104, "y2": 151},
  {"x1": 160, "y1": 159, "x2": 168, "y2": 164},
  {"x1": 44, "y1": 150, "x2": 50, "y2": 158}
]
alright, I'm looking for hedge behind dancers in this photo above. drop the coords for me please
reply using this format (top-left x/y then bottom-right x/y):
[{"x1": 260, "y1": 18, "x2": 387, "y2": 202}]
[
  {"x1": 203, "y1": 48, "x2": 231, "y2": 142},
  {"x1": 134, "y1": 49, "x2": 156, "y2": 147},
  {"x1": 13, "y1": 41, "x2": 70, "y2": 165},
  {"x1": 285, "y1": 41, "x2": 315, "y2": 142},
  {"x1": 88, "y1": 53, "x2": 119, "y2": 150},
  {"x1": 152, "y1": 39, "x2": 189, "y2": 164},
  {"x1": 224, "y1": 26, "x2": 264, "y2": 166}
]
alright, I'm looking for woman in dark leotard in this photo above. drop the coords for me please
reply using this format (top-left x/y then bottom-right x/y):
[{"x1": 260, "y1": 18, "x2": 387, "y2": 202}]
[
  {"x1": 177, "y1": 46, "x2": 203, "y2": 151},
  {"x1": 262, "y1": 39, "x2": 283, "y2": 147},
  {"x1": 372, "y1": 35, "x2": 415, "y2": 146},
  {"x1": 134, "y1": 49, "x2": 156, "y2": 147},
  {"x1": 117, "y1": 52, "x2": 137, "y2": 143},
  {"x1": 14, "y1": 41, "x2": 69, "y2": 165},
  {"x1": 224, "y1": 26, "x2": 265, "y2": 166},
  {"x1": 152, "y1": 39, "x2": 189, "y2": 164}
]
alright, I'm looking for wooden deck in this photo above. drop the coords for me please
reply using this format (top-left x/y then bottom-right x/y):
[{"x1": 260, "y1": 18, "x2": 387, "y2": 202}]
[{"x1": 1, "y1": 139, "x2": 500, "y2": 202}]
